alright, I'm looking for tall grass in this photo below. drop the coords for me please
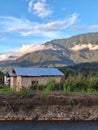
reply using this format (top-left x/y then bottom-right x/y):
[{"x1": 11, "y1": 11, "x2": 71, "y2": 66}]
[
  {"x1": 28, "y1": 73, "x2": 98, "y2": 94},
  {"x1": 0, "y1": 85, "x2": 13, "y2": 94}
]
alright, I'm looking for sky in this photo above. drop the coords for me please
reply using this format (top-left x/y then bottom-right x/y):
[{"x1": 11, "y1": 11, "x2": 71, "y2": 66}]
[{"x1": 0, "y1": 0, "x2": 98, "y2": 54}]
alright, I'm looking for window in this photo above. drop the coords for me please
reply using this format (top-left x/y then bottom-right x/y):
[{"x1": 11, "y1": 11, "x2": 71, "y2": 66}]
[{"x1": 32, "y1": 81, "x2": 38, "y2": 85}]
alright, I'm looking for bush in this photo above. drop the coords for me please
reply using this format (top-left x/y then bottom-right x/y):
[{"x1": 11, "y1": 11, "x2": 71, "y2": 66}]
[
  {"x1": 18, "y1": 87, "x2": 32, "y2": 95},
  {"x1": 89, "y1": 78, "x2": 98, "y2": 91},
  {"x1": 45, "y1": 81, "x2": 56, "y2": 91}
]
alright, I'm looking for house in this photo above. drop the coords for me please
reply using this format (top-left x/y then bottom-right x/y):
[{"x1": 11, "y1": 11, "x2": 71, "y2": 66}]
[{"x1": 7, "y1": 68, "x2": 64, "y2": 91}]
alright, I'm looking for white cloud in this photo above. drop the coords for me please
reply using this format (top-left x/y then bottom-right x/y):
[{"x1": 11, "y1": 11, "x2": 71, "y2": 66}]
[
  {"x1": 0, "y1": 16, "x2": 35, "y2": 32},
  {"x1": 0, "y1": 54, "x2": 8, "y2": 61},
  {"x1": 89, "y1": 25, "x2": 98, "y2": 30},
  {"x1": 0, "y1": 44, "x2": 44, "y2": 61},
  {"x1": 71, "y1": 43, "x2": 98, "y2": 51},
  {"x1": 28, "y1": 0, "x2": 52, "y2": 18},
  {"x1": 0, "y1": 13, "x2": 78, "y2": 37},
  {"x1": 14, "y1": 44, "x2": 45, "y2": 56},
  {"x1": 0, "y1": 43, "x2": 58, "y2": 61}
]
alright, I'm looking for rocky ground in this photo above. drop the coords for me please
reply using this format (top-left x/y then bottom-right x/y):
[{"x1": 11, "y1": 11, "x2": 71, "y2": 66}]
[{"x1": 0, "y1": 91, "x2": 98, "y2": 121}]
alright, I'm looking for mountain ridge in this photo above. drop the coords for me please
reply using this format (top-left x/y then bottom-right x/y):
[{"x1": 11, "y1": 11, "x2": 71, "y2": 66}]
[{"x1": 0, "y1": 32, "x2": 98, "y2": 71}]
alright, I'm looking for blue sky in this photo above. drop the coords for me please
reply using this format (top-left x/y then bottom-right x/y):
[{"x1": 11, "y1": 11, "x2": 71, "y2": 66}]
[{"x1": 0, "y1": 0, "x2": 98, "y2": 53}]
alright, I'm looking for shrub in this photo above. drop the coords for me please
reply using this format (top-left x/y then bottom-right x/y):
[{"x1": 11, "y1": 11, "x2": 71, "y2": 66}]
[
  {"x1": 30, "y1": 81, "x2": 39, "y2": 90},
  {"x1": 18, "y1": 87, "x2": 32, "y2": 95},
  {"x1": 45, "y1": 81, "x2": 56, "y2": 91},
  {"x1": 42, "y1": 90, "x2": 49, "y2": 101},
  {"x1": 89, "y1": 78, "x2": 98, "y2": 91}
]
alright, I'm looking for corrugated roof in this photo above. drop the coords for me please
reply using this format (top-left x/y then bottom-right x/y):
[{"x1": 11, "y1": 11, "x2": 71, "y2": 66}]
[
  {"x1": 13, "y1": 68, "x2": 64, "y2": 77},
  {"x1": 7, "y1": 72, "x2": 14, "y2": 77}
]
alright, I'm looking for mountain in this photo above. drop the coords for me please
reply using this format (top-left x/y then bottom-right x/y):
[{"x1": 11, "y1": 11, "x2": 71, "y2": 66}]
[
  {"x1": 0, "y1": 32, "x2": 98, "y2": 72},
  {"x1": 65, "y1": 62, "x2": 98, "y2": 73}
]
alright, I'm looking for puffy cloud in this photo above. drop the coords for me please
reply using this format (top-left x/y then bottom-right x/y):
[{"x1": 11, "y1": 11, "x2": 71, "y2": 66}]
[
  {"x1": 0, "y1": 54, "x2": 8, "y2": 61},
  {"x1": 0, "y1": 44, "x2": 44, "y2": 61},
  {"x1": 28, "y1": 0, "x2": 52, "y2": 18},
  {"x1": 15, "y1": 44, "x2": 45, "y2": 54},
  {"x1": 0, "y1": 43, "x2": 57, "y2": 61}
]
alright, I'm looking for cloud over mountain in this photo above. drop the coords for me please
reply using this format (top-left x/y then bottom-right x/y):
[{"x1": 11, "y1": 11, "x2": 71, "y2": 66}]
[
  {"x1": 0, "y1": 43, "x2": 56, "y2": 61},
  {"x1": 71, "y1": 43, "x2": 98, "y2": 51}
]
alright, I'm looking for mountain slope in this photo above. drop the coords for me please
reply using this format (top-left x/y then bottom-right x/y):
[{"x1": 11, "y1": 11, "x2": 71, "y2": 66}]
[
  {"x1": 0, "y1": 32, "x2": 98, "y2": 70},
  {"x1": 47, "y1": 32, "x2": 98, "y2": 48}
]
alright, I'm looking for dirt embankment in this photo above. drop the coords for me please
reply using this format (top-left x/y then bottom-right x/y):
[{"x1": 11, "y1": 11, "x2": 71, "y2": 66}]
[{"x1": 0, "y1": 92, "x2": 98, "y2": 121}]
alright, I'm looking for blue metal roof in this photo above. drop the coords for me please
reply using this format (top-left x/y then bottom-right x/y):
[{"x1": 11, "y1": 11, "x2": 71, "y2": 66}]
[
  {"x1": 13, "y1": 68, "x2": 64, "y2": 77},
  {"x1": 7, "y1": 72, "x2": 14, "y2": 76}
]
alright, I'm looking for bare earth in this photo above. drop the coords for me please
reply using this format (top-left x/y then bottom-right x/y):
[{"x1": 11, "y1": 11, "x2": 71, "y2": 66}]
[{"x1": 0, "y1": 91, "x2": 98, "y2": 121}]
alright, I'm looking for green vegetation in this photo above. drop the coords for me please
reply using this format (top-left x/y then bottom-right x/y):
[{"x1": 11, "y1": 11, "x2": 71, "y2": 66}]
[
  {"x1": 28, "y1": 69, "x2": 98, "y2": 95},
  {"x1": 0, "y1": 69, "x2": 98, "y2": 96},
  {"x1": 18, "y1": 87, "x2": 33, "y2": 96},
  {"x1": 0, "y1": 85, "x2": 13, "y2": 94}
]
